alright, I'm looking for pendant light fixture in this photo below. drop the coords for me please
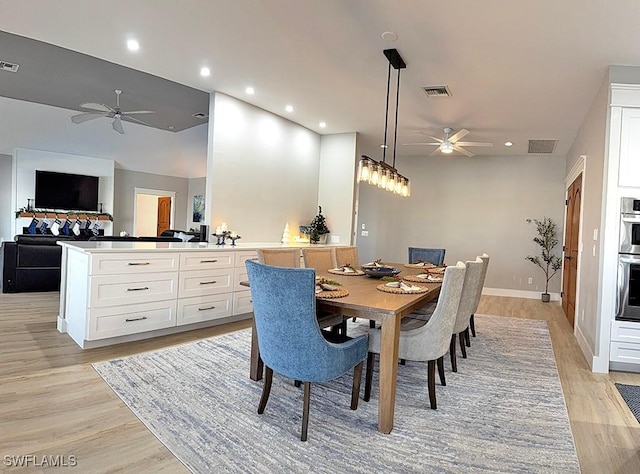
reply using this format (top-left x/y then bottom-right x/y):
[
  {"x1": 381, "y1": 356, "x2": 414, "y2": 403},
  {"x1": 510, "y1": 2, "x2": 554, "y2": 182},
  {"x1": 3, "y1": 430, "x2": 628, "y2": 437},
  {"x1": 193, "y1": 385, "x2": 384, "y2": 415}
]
[{"x1": 358, "y1": 48, "x2": 410, "y2": 197}]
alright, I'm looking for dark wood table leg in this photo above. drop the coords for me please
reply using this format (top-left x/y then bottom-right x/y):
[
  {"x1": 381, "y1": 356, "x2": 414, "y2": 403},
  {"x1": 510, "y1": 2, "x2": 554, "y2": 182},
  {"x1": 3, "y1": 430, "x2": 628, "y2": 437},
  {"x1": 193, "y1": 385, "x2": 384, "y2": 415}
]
[{"x1": 249, "y1": 318, "x2": 263, "y2": 381}]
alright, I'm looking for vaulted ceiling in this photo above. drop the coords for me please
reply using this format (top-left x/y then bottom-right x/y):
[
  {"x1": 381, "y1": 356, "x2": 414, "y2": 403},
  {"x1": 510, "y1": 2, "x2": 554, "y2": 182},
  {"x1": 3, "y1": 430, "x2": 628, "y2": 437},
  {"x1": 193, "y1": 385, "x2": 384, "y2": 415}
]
[{"x1": 2, "y1": 0, "x2": 640, "y2": 162}]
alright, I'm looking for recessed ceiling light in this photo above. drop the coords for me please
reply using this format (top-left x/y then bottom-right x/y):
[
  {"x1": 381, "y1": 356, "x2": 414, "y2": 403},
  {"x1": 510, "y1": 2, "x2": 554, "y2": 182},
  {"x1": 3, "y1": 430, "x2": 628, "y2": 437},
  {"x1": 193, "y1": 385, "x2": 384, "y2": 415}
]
[
  {"x1": 319, "y1": 122, "x2": 327, "y2": 128},
  {"x1": 126, "y1": 39, "x2": 140, "y2": 51},
  {"x1": 168, "y1": 125, "x2": 175, "y2": 130},
  {"x1": 381, "y1": 31, "x2": 398, "y2": 42},
  {"x1": 200, "y1": 67, "x2": 210, "y2": 77},
  {"x1": 245, "y1": 86, "x2": 255, "y2": 95},
  {"x1": 505, "y1": 141, "x2": 514, "y2": 147},
  {"x1": 285, "y1": 105, "x2": 294, "y2": 113}
]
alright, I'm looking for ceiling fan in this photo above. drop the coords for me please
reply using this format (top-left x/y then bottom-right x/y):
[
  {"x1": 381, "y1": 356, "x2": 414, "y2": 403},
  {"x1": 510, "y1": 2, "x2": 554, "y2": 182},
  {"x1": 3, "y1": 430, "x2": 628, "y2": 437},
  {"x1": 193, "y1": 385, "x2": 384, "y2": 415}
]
[
  {"x1": 70, "y1": 89, "x2": 155, "y2": 134},
  {"x1": 403, "y1": 127, "x2": 493, "y2": 157}
]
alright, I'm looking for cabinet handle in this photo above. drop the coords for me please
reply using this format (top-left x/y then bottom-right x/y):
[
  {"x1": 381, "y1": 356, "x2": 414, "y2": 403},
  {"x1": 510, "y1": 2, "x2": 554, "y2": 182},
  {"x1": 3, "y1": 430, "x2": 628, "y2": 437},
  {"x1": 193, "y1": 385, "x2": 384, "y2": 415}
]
[
  {"x1": 201, "y1": 259, "x2": 218, "y2": 263},
  {"x1": 199, "y1": 280, "x2": 217, "y2": 285},
  {"x1": 250, "y1": 258, "x2": 258, "y2": 261},
  {"x1": 198, "y1": 306, "x2": 216, "y2": 311},
  {"x1": 127, "y1": 287, "x2": 149, "y2": 292},
  {"x1": 125, "y1": 316, "x2": 148, "y2": 322},
  {"x1": 128, "y1": 262, "x2": 150, "y2": 266}
]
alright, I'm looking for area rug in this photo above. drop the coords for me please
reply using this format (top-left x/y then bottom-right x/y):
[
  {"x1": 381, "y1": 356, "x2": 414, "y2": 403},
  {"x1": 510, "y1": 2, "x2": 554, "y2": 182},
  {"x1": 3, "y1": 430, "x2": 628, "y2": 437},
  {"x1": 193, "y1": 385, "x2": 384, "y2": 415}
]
[
  {"x1": 615, "y1": 383, "x2": 640, "y2": 424},
  {"x1": 93, "y1": 315, "x2": 580, "y2": 473}
]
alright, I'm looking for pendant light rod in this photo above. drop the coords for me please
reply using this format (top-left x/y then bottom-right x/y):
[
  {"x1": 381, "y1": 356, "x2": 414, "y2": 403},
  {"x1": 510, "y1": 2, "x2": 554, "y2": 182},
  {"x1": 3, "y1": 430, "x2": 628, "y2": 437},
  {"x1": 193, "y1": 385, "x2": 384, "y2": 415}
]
[
  {"x1": 382, "y1": 62, "x2": 392, "y2": 164},
  {"x1": 392, "y1": 67, "x2": 401, "y2": 169}
]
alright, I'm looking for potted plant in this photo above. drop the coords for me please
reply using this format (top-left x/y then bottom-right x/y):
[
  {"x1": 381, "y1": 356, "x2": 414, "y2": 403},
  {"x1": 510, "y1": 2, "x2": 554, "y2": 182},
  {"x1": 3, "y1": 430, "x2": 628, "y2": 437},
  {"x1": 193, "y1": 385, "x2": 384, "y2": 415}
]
[
  {"x1": 525, "y1": 217, "x2": 563, "y2": 302},
  {"x1": 309, "y1": 206, "x2": 330, "y2": 244}
]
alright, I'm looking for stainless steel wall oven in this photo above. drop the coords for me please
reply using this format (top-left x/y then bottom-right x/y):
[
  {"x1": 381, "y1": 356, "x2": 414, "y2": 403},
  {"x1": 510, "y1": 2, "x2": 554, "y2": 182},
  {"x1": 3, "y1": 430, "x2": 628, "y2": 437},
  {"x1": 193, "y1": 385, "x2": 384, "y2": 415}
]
[{"x1": 618, "y1": 198, "x2": 640, "y2": 321}]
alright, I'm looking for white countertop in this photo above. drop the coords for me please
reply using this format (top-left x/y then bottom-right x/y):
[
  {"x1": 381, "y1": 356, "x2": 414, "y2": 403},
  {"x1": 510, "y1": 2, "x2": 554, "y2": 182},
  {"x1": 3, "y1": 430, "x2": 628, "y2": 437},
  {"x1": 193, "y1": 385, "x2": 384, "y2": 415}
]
[{"x1": 58, "y1": 241, "x2": 344, "y2": 253}]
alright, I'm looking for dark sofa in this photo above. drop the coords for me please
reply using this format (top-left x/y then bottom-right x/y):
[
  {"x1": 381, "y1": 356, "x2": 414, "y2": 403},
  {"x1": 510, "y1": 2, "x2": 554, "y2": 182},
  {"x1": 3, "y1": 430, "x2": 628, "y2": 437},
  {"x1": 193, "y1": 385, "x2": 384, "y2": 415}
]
[{"x1": 1, "y1": 235, "x2": 75, "y2": 293}]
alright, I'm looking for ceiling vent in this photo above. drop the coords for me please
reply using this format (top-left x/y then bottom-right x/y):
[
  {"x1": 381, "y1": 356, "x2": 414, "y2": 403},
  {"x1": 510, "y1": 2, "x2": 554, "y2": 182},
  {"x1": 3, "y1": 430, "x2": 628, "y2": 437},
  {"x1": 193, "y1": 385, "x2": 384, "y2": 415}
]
[
  {"x1": 528, "y1": 139, "x2": 558, "y2": 154},
  {"x1": 422, "y1": 85, "x2": 452, "y2": 98},
  {"x1": 0, "y1": 60, "x2": 19, "y2": 73},
  {"x1": 192, "y1": 112, "x2": 208, "y2": 119}
]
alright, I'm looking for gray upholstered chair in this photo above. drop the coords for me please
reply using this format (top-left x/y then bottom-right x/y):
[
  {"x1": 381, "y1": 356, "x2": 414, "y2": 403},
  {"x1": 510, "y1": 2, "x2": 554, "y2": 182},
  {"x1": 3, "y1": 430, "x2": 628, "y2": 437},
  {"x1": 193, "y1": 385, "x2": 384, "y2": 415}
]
[
  {"x1": 408, "y1": 247, "x2": 446, "y2": 266},
  {"x1": 364, "y1": 261, "x2": 467, "y2": 409},
  {"x1": 301, "y1": 247, "x2": 337, "y2": 272},
  {"x1": 468, "y1": 253, "x2": 490, "y2": 340},
  {"x1": 449, "y1": 257, "x2": 484, "y2": 372},
  {"x1": 245, "y1": 260, "x2": 368, "y2": 441},
  {"x1": 335, "y1": 246, "x2": 359, "y2": 268}
]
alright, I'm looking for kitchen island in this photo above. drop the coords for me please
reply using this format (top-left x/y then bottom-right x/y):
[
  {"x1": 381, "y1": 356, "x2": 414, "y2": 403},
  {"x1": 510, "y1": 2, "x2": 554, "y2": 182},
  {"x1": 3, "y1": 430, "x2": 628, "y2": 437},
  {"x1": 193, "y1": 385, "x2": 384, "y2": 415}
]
[{"x1": 57, "y1": 241, "x2": 339, "y2": 349}]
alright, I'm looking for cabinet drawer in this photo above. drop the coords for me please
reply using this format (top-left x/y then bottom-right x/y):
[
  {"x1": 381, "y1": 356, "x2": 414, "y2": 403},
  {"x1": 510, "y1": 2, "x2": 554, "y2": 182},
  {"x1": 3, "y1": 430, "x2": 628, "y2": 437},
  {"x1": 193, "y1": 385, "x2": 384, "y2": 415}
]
[
  {"x1": 611, "y1": 341, "x2": 640, "y2": 364},
  {"x1": 179, "y1": 268, "x2": 233, "y2": 298},
  {"x1": 235, "y1": 250, "x2": 259, "y2": 268},
  {"x1": 89, "y1": 273, "x2": 178, "y2": 308},
  {"x1": 611, "y1": 320, "x2": 640, "y2": 343},
  {"x1": 233, "y1": 290, "x2": 254, "y2": 315},
  {"x1": 177, "y1": 294, "x2": 233, "y2": 325},
  {"x1": 234, "y1": 267, "x2": 250, "y2": 291},
  {"x1": 91, "y1": 253, "x2": 179, "y2": 275},
  {"x1": 180, "y1": 252, "x2": 234, "y2": 271},
  {"x1": 87, "y1": 300, "x2": 176, "y2": 340}
]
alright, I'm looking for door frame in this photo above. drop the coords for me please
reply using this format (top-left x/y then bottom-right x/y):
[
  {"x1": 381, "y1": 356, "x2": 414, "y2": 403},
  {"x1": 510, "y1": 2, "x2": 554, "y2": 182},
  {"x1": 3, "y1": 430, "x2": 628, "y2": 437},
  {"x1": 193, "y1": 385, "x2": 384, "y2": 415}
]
[
  {"x1": 563, "y1": 155, "x2": 586, "y2": 337},
  {"x1": 133, "y1": 187, "x2": 176, "y2": 236}
]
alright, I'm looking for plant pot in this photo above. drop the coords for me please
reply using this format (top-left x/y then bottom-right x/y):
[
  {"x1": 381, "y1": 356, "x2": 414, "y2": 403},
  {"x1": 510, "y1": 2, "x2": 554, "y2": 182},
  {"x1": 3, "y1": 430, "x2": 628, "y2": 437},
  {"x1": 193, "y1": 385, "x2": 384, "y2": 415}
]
[{"x1": 541, "y1": 293, "x2": 551, "y2": 303}]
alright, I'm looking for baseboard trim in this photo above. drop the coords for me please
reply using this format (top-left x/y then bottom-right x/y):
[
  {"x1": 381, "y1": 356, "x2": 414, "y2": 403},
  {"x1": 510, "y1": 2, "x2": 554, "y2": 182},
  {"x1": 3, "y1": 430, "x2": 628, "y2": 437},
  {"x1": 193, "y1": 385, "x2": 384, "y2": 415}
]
[
  {"x1": 482, "y1": 287, "x2": 561, "y2": 301},
  {"x1": 574, "y1": 323, "x2": 609, "y2": 373},
  {"x1": 57, "y1": 316, "x2": 67, "y2": 333}
]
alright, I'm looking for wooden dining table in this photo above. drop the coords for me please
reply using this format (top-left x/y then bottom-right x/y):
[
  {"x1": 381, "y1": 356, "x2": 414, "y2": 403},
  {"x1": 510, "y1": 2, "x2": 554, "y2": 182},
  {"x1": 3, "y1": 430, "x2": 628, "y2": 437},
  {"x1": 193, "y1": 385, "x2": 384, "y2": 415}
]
[{"x1": 247, "y1": 263, "x2": 442, "y2": 434}]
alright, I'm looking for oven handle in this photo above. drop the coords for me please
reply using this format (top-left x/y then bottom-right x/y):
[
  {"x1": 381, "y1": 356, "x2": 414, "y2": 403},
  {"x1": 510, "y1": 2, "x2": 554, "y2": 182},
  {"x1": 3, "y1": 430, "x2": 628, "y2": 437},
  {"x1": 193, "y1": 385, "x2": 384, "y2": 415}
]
[
  {"x1": 617, "y1": 259, "x2": 624, "y2": 317},
  {"x1": 619, "y1": 255, "x2": 640, "y2": 264},
  {"x1": 622, "y1": 215, "x2": 640, "y2": 224}
]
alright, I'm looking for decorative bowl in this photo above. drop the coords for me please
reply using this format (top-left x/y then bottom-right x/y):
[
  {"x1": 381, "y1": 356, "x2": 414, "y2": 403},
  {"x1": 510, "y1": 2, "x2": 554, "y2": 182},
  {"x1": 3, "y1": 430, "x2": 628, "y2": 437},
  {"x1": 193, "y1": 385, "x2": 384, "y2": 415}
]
[{"x1": 361, "y1": 266, "x2": 401, "y2": 278}]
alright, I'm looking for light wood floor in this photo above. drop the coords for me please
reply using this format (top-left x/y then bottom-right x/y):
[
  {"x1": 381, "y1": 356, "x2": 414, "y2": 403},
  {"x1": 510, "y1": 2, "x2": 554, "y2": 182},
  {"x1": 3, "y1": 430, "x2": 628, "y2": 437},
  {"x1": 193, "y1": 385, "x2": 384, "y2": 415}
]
[{"x1": 1, "y1": 293, "x2": 639, "y2": 473}]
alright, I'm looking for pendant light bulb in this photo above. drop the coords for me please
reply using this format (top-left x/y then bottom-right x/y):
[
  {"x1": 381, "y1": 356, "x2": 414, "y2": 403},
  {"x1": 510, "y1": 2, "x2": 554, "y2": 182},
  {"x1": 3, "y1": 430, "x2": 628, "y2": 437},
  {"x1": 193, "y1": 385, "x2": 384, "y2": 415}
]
[{"x1": 370, "y1": 164, "x2": 380, "y2": 186}]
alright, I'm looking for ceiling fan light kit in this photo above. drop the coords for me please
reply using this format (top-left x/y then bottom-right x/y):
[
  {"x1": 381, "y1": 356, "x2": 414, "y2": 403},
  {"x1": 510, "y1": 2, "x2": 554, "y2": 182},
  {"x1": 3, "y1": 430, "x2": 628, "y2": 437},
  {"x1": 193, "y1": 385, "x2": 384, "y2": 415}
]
[
  {"x1": 70, "y1": 89, "x2": 155, "y2": 134},
  {"x1": 358, "y1": 48, "x2": 410, "y2": 197}
]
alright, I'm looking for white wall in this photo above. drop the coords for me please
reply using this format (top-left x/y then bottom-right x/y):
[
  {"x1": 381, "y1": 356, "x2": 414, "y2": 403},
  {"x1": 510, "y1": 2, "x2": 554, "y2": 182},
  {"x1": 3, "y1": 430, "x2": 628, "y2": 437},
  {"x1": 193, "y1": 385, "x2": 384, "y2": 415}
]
[
  {"x1": 12, "y1": 148, "x2": 115, "y2": 236},
  {"x1": 357, "y1": 154, "x2": 567, "y2": 294},
  {"x1": 206, "y1": 93, "x2": 321, "y2": 241},
  {"x1": 318, "y1": 133, "x2": 358, "y2": 245},
  {"x1": 134, "y1": 194, "x2": 159, "y2": 236},
  {"x1": 0, "y1": 154, "x2": 13, "y2": 241}
]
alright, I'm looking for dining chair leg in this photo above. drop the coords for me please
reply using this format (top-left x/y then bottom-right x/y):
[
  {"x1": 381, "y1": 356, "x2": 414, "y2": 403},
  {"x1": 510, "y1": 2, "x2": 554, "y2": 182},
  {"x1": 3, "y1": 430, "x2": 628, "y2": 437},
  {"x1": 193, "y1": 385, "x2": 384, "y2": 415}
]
[
  {"x1": 465, "y1": 327, "x2": 471, "y2": 347},
  {"x1": 301, "y1": 382, "x2": 311, "y2": 442},
  {"x1": 369, "y1": 320, "x2": 376, "y2": 329},
  {"x1": 437, "y1": 356, "x2": 446, "y2": 386},
  {"x1": 459, "y1": 332, "x2": 467, "y2": 358},
  {"x1": 351, "y1": 361, "x2": 363, "y2": 410},
  {"x1": 470, "y1": 314, "x2": 476, "y2": 337},
  {"x1": 427, "y1": 360, "x2": 437, "y2": 409},
  {"x1": 450, "y1": 334, "x2": 458, "y2": 373},
  {"x1": 400, "y1": 359, "x2": 406, "y2": 365},
  {"x1": 364, "y1": 352, "x2": 374, "y2": 402},
  {"x1": 258, "y1": 366, "x2": 273, "y2": 414},
  {"x1": 294, "y1": 380, "x2": 301, "y2": 387}
]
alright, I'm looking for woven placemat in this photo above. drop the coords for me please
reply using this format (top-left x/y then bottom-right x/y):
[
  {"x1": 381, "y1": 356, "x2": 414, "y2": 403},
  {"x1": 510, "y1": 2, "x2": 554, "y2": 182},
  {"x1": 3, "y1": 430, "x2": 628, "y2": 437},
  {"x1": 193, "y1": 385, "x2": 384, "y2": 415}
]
[
  {"x1": 328, "y1": 268, "x2": 365, "y2": 276},
  {"x1": 428, "y1": 267, "x2": 446, "y2": 275},
  {"x1": 403, "y1": 274, "x2": 443, "y2": 283},
  {"x1": 403, "y1": 262, "x2": 436, "y2": 269},
  {"x1": 316, "y1": 288, "x2": 349, "y2": 298},
  {"x1": 376, "y1": 284, "x2": 428, "y2": 294}
]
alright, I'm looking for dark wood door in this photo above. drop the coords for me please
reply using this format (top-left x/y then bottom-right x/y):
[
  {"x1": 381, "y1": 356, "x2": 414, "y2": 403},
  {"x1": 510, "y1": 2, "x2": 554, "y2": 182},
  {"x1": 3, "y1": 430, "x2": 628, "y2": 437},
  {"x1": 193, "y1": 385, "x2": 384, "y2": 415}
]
[
  {"x1": 562, "y1": 174, "x2": 582, "y2": 326},
  {"x1": 157, "y1": 196, "x2": 171, "y2": 236}
]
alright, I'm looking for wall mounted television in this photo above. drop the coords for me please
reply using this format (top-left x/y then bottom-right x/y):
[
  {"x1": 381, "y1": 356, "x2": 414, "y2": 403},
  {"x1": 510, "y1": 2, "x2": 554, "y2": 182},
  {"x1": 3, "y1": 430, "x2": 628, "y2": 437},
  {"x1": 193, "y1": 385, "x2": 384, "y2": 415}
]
[{"x1": 34, "y1": 170, "x2": 99, "y2": 211}]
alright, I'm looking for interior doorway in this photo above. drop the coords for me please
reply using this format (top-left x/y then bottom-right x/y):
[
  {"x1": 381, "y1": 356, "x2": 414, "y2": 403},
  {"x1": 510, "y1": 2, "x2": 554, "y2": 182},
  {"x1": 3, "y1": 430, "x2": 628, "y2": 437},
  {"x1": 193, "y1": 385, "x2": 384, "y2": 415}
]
[
  {"x1": 134, "y1": 188, "x2": 176, "y2": 237},
  {"x1": 562, "y1": 173, "x2": 582, "y2": 326}
]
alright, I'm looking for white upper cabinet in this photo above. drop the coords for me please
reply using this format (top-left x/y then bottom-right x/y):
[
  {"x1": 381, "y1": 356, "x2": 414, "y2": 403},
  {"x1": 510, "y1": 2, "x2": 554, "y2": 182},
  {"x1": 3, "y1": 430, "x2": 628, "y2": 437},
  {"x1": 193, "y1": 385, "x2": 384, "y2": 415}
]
[{"x1": 619, "y1": 108, "x2": 640, "y2": 187}]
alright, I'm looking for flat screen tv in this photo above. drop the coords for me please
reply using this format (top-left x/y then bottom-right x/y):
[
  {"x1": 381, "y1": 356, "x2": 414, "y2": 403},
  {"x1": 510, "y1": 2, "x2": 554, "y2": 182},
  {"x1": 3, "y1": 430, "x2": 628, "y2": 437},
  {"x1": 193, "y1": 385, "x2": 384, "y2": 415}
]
[{"x1": 35, "y1": 170, "x2": 99, "y2": 211}]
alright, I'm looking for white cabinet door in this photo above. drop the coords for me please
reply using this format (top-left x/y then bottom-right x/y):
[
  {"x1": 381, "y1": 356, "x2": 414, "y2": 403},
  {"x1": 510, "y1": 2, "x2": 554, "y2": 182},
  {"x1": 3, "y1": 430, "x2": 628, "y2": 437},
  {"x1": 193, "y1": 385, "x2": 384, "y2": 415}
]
[
  {"x1": 177, "y1": 294, "x2": 233, "y2": 325},
  {"x1": 89, "y1": 272, "x2": 178, "y2": 308},
  {"x1": 180, "y1": 252, "x2": 234, "y2": 271},
  {"x1": 88, "y1": 300, "x2": 177, "y2": 340},
  {"x1": 235, "y1": 250, "x2": 259, "y2": 268},
  {"x1": 619, "y1": 108, "x2": 640, "y2": 187},
  {"x1": 233, "y1": 290, "x2": 253, "y2": 316},
  {"x1": 178, "y1": 268, "x2": 233, "y2": 298},
  {"x1": 91, "y1": 253, "x2": 180, "y2": 275}
]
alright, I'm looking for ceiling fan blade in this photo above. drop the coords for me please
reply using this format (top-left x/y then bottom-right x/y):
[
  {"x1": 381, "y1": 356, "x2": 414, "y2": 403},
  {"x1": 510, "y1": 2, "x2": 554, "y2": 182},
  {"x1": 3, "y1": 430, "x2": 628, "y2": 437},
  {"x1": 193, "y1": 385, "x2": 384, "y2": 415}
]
[
  {"x1": 455, "y1": 141, "x2": 493, "y2": 147},
  {"x1": 402, "y1": 142, "x2": 441, "y2": 146},
  {"x1": 122, "y1": 110, "x2": 155, "y2": 115},
  {"x1": 449, "y1": 129, "x2": 470, "y2": 143},
  {"x1": 429, "y1": 148, "x2": 442, "y2": 156},
  {"x1": 124, "y1": 115, "x2": 153, "y2": 127},
  {"x1": 453, "y1": 145, "x2": 474, "y2": 157},
  {"x1": 80, "y1": 102, "x2": 113, "y2": 113},
  {"x1": 112, "y1": 115, "x2": 125, "y2": 134},
  {"x1": 71, "y1": 112, "x2": 109, "y2": 124}
]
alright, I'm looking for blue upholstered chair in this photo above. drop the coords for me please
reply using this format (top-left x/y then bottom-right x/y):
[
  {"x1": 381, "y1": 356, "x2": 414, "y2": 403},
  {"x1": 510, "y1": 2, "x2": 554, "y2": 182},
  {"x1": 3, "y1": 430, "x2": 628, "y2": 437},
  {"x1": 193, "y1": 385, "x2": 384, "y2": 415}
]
[
  {"x1": 364, "y1": 261, "x2": 466, "y2": 409},
  {"x1": 408, "y1": 247, "x2": 446, "y2": 266},
  {"x1": 245, "y1": 259, "x2": 368, "y2": 441}
]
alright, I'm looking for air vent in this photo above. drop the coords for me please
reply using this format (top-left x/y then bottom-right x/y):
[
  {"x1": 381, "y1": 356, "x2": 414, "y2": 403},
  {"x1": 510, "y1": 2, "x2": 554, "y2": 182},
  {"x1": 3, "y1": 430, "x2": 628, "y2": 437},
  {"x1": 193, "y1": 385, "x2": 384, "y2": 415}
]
[
  {"x1": 528, "y1": 139, "x2": 558, "y2": 154},
  {"x1": 0, "y1": 60, "x2": 19, "y2": 73},
  {"x1": 192, "y1": 112, "x2": 208, "y2": 119},
  {"x1": 422, "y1": 85, "x2": 452, "y2": 98}
]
